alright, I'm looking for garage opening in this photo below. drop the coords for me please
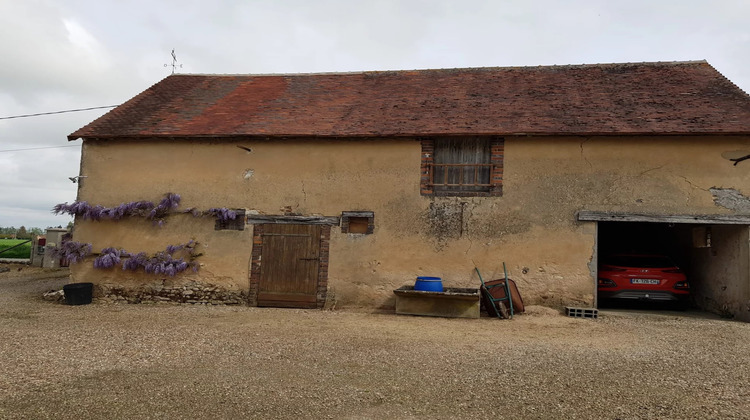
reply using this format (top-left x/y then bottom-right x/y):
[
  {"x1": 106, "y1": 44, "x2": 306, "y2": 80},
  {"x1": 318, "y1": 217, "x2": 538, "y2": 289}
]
[{"x1": 580, "y1": 212, "x2": 750, "y2": 320}]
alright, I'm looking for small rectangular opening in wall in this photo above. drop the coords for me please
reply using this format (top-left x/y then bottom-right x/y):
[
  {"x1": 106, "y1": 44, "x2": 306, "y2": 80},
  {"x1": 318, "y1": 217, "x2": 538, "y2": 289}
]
[
  {"x1": 215, "y1": 209, "x2": 246, "y2": 231},
  {"x1": 341, "y1": 211, "x2": 374, "y2": 234},
  {"x1": 348, "y1": 217, "x2": 369, "y2": 234}
]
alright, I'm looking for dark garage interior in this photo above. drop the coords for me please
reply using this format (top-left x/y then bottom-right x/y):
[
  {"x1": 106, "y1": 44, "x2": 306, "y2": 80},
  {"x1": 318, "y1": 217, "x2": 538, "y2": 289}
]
[{"x1": 596, "y1": 221, "x2": 750, "y2": 318}]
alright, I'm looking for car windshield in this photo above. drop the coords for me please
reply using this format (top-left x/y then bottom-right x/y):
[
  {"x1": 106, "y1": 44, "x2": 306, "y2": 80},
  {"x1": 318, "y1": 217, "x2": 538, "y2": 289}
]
[{"x1": 604, "y1": 255, "x2": 675, "y2": 268}]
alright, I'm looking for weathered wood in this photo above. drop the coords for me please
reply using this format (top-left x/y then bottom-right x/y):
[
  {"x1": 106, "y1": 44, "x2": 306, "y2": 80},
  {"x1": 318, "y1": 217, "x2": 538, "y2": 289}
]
[
  {"x1": 340, "y1": 211, "x2": 373, "y2": 218},
  {"x1": 257, "y1": 293, "x2": 317, "y2": 303},
  {"x1": 577, "y1": 211, "x2": 750, "y2": 225},
  {"x1": 246, "y1": 215, "x2": 340, "y2": 225},
  {"x1": 393, "y1": 286, "x2": 481, "y2": 319},
  {"x1": 257, "y1": 300, "x2": 318, "y2": 309},
  {"x1": 258, "y1": 224, "x2": 320, "y2": 308}
]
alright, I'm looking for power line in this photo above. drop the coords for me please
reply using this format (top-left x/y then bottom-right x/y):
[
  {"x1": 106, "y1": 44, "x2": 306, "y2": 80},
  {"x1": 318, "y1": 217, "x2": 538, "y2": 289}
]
[
  {"x1": 0, "y1": 145, "x2": 81, "y2": 153},
  {"x1": 0, "y1": 105, "x2": 119, "y2": 121}
]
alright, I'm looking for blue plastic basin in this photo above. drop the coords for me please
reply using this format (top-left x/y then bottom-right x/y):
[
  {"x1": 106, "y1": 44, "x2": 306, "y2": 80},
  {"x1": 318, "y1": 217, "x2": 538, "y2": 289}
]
[{"x1": 415, "y1": 276, "x2": 443, "y2": 292}]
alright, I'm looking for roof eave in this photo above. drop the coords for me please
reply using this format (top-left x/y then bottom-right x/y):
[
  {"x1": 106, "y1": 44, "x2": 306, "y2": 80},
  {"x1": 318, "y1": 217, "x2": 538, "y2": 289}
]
[{"x1": 69, "y1": 130, "x2": 750, "y2": 141}]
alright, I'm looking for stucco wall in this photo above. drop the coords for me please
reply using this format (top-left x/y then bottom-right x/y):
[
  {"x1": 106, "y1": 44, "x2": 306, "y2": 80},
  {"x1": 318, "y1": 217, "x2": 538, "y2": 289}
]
[
  {"x1": 71, "y1": 135, "x2": 750, "y2": 308},
  {"x1": 690, "y1": 225, "x2": 750, "y2": 321}
]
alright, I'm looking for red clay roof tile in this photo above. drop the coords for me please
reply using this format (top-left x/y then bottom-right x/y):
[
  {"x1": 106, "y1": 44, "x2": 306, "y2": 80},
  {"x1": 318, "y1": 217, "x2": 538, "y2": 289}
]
[{"x1": 68, "y1": 61, "x2": 750, "y2": 140}]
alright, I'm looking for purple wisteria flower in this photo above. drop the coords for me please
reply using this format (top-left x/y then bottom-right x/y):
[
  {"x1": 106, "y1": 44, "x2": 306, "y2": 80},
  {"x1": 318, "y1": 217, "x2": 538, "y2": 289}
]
[
  {"x1": 205, "y1": 207, "x2": 237, "y2": 222},
  {"x1": 147, "y1": 193, "x2": 181, "y2": 225},
  {"x1": 53, "y1": 193, "x2": 239, "y2": 228},
  {"x1": 109, "y1": 201, "x2": 155, "y2": 220},
  {"x1": 52, "y1": 201, "x2": 91, "y2": 218},
  {"x1": 143, "y1": 252, "x2": 190, "y2": 277},
  {"x1": 165, "y1": 239, "x2": 196, "y2": 255},
  {"x1": 52, "y1": 193, "x2": 178, "y2": 224},
  {"x1": 165, "y1": 244, "x2": 183, "y2": 254},
  {"x1": 122, "y1": 252, "x2": 149, "y2": 271},
  {"x1": 182, "y1": 207, "x2": 203, "y2": 217},
  {"x1": 93, "y1": 247, "x2": 128, "y2": 269},
  {"x1": 117, "y1": 240, "x2": 199, "y2": 276},
  {"x1": 49, "y1": 240, "x2": 92, "y2": 264}
]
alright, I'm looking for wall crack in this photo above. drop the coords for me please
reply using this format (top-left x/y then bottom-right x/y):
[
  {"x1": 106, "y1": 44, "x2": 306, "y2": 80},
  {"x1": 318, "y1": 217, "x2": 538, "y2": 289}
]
[
  {"x1": 463, "y1": 201, "x2": 476, "y2": 255},
  {"x1": 580, "y1": 137, "x2": 592, "y2": 168},
  {"x1": 679, "y1": 176, "x2": 708, "y2": 191},
  {"x1": 639, "y1": 164, "x2": 667, "y2": 176},
  {"x1": 299, "y1": 180, "x2": 308, "y2": 209}
]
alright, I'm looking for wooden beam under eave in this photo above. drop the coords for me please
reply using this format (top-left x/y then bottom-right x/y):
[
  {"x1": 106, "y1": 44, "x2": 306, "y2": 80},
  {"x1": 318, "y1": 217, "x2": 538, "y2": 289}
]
[
  {"x1": 576, "y1": 211, "x2": 750, "y2": 225},
  {"x1": 246, "y1": 215, "x2": 340, "y2": 225}
]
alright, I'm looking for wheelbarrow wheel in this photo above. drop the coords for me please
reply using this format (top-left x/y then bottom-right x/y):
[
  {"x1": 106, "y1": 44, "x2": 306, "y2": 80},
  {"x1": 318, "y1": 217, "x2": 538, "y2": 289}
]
[{"x1": 497, "y1": 301, "x2": 509, "y2": 319}]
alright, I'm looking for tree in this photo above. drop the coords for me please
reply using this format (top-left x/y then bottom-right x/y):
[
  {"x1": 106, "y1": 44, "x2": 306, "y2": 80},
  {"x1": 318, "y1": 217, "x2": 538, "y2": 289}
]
[{"x1": 16, "y1": 226, "x2": 28, "y2": 239}]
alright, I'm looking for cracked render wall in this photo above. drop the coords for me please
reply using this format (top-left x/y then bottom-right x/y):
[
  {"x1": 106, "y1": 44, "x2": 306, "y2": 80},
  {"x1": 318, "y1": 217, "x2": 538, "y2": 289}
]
[
  {"x1": 689, "y1": 225, "x2": 750, "y2": 322},
  {"x1": 72, "y1": 135, "x2": 750, "y2": 309}
]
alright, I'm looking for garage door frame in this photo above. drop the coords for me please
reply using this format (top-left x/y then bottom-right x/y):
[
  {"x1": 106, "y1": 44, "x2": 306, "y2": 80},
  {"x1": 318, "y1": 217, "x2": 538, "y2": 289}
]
[
  {"x1": 577, "y1": 211, "x2": 750, "y2": 311},
  {"x1": 577, "y1": 211, "x2": 750, "y2": 225}
]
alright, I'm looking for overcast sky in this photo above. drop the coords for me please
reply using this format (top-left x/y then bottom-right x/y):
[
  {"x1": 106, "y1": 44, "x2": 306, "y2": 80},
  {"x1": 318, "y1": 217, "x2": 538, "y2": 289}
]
[{"x1": 1, "y1": 0, "x2": 750, "y2": 229}]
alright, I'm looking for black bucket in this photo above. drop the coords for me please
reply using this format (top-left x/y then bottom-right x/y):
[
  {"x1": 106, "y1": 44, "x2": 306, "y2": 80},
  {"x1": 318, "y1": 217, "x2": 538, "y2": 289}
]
[{"x1": 63, "y1": 282, "x2": 94, "y2": 305}]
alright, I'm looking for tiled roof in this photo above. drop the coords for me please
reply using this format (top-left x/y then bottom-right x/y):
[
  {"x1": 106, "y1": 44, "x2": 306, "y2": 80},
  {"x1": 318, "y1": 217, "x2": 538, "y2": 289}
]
[{"x1": 68, "y1": 61, "x2": 750, "y2": 140}]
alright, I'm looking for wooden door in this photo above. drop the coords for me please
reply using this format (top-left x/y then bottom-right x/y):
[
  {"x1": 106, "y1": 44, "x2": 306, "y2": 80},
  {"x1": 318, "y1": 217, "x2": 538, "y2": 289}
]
[{"x1": 257, "y1": 224, "x2": 321, "y2": 308}]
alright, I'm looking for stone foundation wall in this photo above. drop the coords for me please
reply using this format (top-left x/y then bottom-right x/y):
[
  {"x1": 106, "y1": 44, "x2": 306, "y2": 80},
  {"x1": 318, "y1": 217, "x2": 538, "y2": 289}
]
[{"x1": 96, "y1": 281, "x2": 248, "y2": 305}]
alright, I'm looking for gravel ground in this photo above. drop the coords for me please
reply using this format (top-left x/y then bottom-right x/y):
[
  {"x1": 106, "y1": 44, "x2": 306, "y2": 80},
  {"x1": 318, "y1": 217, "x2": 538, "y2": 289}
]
[{"x1": 1, "y1": 265, "x2": 749, "y2": 420}]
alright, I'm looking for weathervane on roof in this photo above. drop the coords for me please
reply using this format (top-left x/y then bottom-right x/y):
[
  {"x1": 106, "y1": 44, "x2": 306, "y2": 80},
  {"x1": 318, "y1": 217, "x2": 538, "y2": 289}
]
[{"x1": 164, "y1": 49, "x2": 183, "y2": 74}]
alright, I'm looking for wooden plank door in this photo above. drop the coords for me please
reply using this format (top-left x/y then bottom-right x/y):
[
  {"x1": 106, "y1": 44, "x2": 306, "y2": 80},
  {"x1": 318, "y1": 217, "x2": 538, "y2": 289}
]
[{"x1": 257, "y1": 224, "x2": 321, "y2": 308}]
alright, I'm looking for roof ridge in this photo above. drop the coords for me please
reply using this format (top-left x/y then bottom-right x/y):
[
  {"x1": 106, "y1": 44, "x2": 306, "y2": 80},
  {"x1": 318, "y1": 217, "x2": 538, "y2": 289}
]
[{"x1": 166, "y1": 60, "x2": 711, "y2": 78}]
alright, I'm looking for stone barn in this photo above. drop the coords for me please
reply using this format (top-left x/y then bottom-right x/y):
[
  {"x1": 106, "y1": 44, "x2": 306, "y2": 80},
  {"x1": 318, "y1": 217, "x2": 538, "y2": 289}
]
[{"x1": 64, "y1": 61, "x2": 750, "y2": 320}]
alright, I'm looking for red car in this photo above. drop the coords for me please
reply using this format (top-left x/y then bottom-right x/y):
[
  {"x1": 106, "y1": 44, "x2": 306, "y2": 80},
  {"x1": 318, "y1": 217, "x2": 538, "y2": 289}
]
[{"x1": 598, "y1": 254, "x2": 690, "y2": 306}]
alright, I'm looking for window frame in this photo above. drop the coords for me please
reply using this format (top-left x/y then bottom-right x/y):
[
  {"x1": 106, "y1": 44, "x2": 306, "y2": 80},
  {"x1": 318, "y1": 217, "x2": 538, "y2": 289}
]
[
  {"x1": 420, "y1": 136, "x2": 504, "y2": 197},
  {"x1": 341, "y1": 211, "x2": 375, "y2": 234}
]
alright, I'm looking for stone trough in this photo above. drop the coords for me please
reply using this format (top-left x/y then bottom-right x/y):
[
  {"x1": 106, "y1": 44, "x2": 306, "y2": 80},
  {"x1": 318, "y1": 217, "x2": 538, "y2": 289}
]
[{"x1": 393, "y1": 285, "x2": 481, "y2": 319}]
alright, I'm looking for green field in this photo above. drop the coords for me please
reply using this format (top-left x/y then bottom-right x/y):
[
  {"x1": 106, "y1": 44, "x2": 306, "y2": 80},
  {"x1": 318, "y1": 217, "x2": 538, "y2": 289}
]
[{"x1": 0, "y1": 239, "x2": 32, "y2": 259}]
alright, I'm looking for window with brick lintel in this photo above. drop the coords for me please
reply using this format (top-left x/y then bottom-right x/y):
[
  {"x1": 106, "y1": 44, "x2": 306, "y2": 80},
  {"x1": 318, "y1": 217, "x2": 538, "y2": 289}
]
[{"x1": 420, "y1": 136, "x2": 504, "y2": 197}]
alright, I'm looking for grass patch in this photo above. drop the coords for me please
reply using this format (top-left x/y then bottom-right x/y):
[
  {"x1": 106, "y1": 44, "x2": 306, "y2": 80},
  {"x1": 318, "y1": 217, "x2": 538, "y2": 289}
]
[{"x1": 0, "y1": 239, "x2": 32, "y2": 259}]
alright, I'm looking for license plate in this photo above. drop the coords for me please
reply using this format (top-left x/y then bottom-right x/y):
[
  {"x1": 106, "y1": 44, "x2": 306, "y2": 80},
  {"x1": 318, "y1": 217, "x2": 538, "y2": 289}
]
[{"x1": 631, "y1": 278, "x2": 660, "y2": 285}]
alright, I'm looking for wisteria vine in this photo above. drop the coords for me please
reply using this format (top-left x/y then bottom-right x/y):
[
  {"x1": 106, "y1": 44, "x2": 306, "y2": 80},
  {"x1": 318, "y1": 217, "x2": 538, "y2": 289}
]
[
  {"x1": 51, "y1": 193, "x2": 232, "y2": 277},
  {"x1": 93, "y1": 240, "x2": 200, "y2": 277},
  {"x1": 49, "y1": 240, "x2": 92, "y2": 264},
  {"x1": 204, "y1": 207, "x2": 237, "y2": 221},
  {"x1": 92, "y1": 247, "x2": 126, "y2": 268},
  {"x1": 52, "y1": 193, "x2": 239, "y2": 225},
  {"x1": 52, "y1": 193, "x2": 181, "y2": 225}
]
